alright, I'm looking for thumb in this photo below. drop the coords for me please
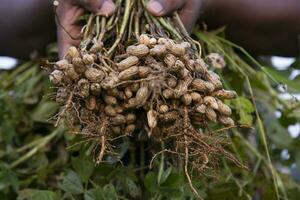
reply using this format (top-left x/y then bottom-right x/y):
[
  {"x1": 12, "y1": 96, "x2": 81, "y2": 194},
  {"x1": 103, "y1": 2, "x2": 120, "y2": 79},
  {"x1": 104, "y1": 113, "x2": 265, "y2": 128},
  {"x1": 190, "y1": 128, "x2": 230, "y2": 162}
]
[
  {"x1": 77, "y1": 0, "x2": 116, "y2": 16},
  {"x1": 146, "y1": 0, "x2": 185, "y2": 16}
]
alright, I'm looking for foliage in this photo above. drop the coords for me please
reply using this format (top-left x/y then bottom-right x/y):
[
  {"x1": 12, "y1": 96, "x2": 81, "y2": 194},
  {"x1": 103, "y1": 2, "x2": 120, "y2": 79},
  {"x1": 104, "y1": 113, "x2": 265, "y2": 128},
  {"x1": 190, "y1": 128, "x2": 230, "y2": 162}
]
[{"x1": 1, "y1": 29, "x2": 300, "y2": 199}]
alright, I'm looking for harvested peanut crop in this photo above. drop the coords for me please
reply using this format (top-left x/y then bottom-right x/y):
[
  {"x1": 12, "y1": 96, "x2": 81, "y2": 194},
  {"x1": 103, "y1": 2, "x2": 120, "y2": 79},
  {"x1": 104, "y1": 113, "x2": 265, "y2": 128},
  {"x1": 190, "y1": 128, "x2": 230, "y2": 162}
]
[{"x1": 48, "y1": 0, "x2": 243, "y2": 197}]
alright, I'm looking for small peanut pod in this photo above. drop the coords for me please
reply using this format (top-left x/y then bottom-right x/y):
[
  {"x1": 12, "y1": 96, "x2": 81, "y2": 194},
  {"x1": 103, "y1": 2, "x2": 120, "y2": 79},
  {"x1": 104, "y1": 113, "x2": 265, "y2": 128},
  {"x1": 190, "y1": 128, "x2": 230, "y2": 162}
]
[
  {"x1": 50, "y1": 70, "x2": 64, "y2": 85},
  {"x1": 117, "y1": 56, "x2": 139, "y2": 71},
  {"x1": 166, "y1": 40, "x2": 185, "y2": 56},
  {"x1": 124, "y1": 98, "x2": 138, "y2": 109},
  {"x1": 181, "y1": 93, "x2": 192, "y2": 105},
  {"x1": 162, "y1": 89, "x2": 173, "y2": 99},
  {"x1": 138, "y1": 66, "x2": 151, "y2": 78},
  {"x1": 101, "y1": 73, "x2": 119, "y2": 89},
  {"x1": 158, "y1": 104, "x2": 169, "y2": 114},
  {"x1": 55, "y1": 59, "x2": 69, "y2": 70},
  {"x1": 212, "y1": 89, "x2": 237, "y2": 99},
  {"x1": 205, "y1": 71, "x2": 223, "y2": 90},
  {"x1": 150, "y1": 45, "x2": 167, "y2": 56},
  {"x1": 178, "y1": 67, "x2": 190, "y2": 78},
  {"x1": 104, "y1": 105, "x2": 117, "y2": 117},
  {"x1": 216, "y1": 99, "x2": 232, "y2": 116},
  {"x1": 118, "y1": 66, "x2": 139, "y2": 80},
  {"x1": 149, "y1": 38, "x2": 157, "y2": 45},
  {"x1": 173, "y1": 79, "x2": 189, "y2": 98},
  {"x1": 195, "y1": 104, "x2": 206, "y2": 114},
  {"x1": 125, "y1": 124, "x2": 136, "y2": 135},
  {"x1": 167, "y1": 77, "x2": 177, "y2": 88},
  {"x1": 139, "y1": 34, "x2": 150, "y2": 45},
  {"x1": 186, "y1": 59, "x2": 195, "y2": 71},
  {"x1": 203, "y1": 96, "x2": 219, "y2": 110},
  {"x1": 77, "y1": 79, "x2": 90, "y2": 98},
  {"x1": 194, "y1": 58, "x2": 208, "y2": 74},
  {"x1": 72, "y1": 57, "x2": 86, "y2": 74},
  {"x1": 125, "y1": 86, "x2": 133, "y2": 99},
  {"x1": 111, "y1": 114, "x2": 126, "y2": 125},
  {"x1": 205, "y1": 107, "x2": 217, "y2": 122},
  {"x1": 147, "y1": 110, "x2": 157, "y2": 129},
  {"x1": 104, "y1": 95, "x2": 118, "y2": 105},
  {"x1": 135, "y1": 85, "x2": 150, "y2": 107},
  {"x1": 191, "y1": 79, "x2": 215, "y2": 93},
  {"x1": 90, "y1": 42, "x2": 103, "y2": 53},
  {"x1": 65, "y1": 65, "x2": 80, "y2": 80},
  {"x1": 159, "y1": 111, "x2": 178, "y2": 122},
  {"x1": 85, "y1": 96, "x2": 97, "y2": 110},
  {"x1": 82, "y1": 54, "x2": 95, "y2": 65},
  {"x1": 90, "y1": 83, "x2": 102, "y2": 96},
  {"x1": 191, "y1": 92, "x2": 202, "y2": 103},
  {"x1": 85, "y1": 67, "x2": 105, "y2": 82},
  {"x1": 126, "y1": 113, "x2": 136, "y2": 124},
  {"x1": 218, "y1": 115, "x2": 234, "y2": 126},
  {"x1": 65, "y1": 46, "x2": 80, "y2": 61},
  {"x1": 126, "y1": 44, "x2": 149, "y2": 57},
  {"x1": 158, "y1": 37, "x2": 168, "y2": 44},
  {"x1": 172, "y1": 60, "x2": 184, "y2": 71},
  {"x1": 164, "y1": 54, "x2": 176, "y2": 68},
  {"x1": 206, "y1": 53, "x2": 226, "y2": 69}
]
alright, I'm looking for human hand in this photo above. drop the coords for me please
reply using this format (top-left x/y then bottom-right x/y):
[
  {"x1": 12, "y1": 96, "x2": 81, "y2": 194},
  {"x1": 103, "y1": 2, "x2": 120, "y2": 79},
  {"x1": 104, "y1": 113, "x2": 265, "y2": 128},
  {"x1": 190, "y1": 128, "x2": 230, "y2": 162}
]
[
  {"x1": 146, "y1": 0, "x2": 203, "y2": 33},
  {"x1": 56, "y1": 0, "x2": 203, "y2": 58},
  {"x1": 56, "y1": 0, "x2": 116, "y2": 58}
]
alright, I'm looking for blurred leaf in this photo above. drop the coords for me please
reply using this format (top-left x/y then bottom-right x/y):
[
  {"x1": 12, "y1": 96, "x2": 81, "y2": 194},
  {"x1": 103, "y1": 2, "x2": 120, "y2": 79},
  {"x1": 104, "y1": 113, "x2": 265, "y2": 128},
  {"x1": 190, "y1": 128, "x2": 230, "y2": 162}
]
[
  {"x1": 161, "y1": 172, "x2": 182, "y2": 188},
  {"x1": 17, "y1": 189, "x2": 60, "y2": 200},
  {"x1": 31, "y1": 101, "x2": 58, "y2": 122},
  {"x1": 102, "y1": 184, "x2": 117, "y2": 200},
  {"x1": 263, "y1": 67, "x2": 300, "y2": 92},
  {"x1": 60, "y1": 170, "x2": 84, "y2": 195},
  {"x1": 144, "y1": 172, "x2": 158, "y2": 193},
  {"x1": 84, "y1": 188, "x2": 105, "y2": 200},
  {"x1": 0, "y1": 163, "x2": 19, "y2": 192},
  {"x1": 160, "y1": 167, "x2": 172, "y2": 184},
  {"x1": 125, "y1": 178, "x2": 141, "y2": 198},
  {"x1": 72, "y1": 154, "x2": 94, "y2": 183}
]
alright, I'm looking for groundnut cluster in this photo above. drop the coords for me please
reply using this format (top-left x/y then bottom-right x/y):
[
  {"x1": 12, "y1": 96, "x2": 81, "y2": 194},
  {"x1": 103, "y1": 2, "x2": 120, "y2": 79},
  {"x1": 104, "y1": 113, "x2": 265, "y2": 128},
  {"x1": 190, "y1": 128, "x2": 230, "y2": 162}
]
[{"x1": 49, "y1": 34, "x2": 237, "y2": 140}]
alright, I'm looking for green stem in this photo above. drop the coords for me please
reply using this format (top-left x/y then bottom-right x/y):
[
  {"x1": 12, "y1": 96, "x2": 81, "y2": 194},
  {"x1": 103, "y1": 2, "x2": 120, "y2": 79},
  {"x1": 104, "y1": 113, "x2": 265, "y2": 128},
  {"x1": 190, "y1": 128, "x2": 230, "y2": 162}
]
[
  {"x1": 10, "y1": 126, "x2": 64, "y2": 169},
  {"x1": 107, "y1": 0, "x2": 132, "y2": 56}
]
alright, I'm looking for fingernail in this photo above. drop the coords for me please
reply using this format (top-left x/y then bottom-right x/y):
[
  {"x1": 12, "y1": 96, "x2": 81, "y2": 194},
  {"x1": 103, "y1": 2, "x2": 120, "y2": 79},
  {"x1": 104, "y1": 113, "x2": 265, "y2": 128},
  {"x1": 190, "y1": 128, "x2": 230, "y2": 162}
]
[
  {"x1": 99, "y1": 1, "x2": 115, "y2": 17},
  {"x1": 147, "y1": 1, "x2": 164, "y2": 14}
]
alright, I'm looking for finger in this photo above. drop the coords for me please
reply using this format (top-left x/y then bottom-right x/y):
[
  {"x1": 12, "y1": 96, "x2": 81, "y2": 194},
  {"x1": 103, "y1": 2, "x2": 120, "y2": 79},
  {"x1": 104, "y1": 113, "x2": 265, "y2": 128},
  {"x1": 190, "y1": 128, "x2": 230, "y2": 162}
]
[
  {"x1": 178, "y1": 0, "x2": 202, "y2": 33},
  {"x1": 146, "y1": 0, "x2": 185, "y2": 16},
  {"x1": 56, "y1": 2, "x2": 83, "y2": 58},
  {"x1": 77, "y1": 0, "x2": 116, "y2": 16}
]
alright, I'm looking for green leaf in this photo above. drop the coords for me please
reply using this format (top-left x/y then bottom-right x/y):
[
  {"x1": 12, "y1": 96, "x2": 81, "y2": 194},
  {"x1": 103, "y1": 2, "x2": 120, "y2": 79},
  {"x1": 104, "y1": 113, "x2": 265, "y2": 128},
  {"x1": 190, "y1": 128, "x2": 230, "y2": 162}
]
[
  {"x1": 71, "y1": 154, "x2": 94, "y2": 183},
  {"x1": 60, "y1": 170, "x2": 84, "y2": 195},
  {"x1": 236, "y1": 97, "x2": 255, "y2": 113},
  {"x1": 125, "y1": 178, "x2": 141, "y2": 198},
  {"x1": 161, "y1": 172, "x2": 182, "y2": 188},
  {"x1": 0, "y1": 163, "x2": 19, "y2": 191},
  {"x1": 239, "y1": 111, "x2": 253, "y2": 125},
  {"x1": 17, "y1": 189, "x2": 60, "y2": 200},
  {"x1": 263, "y1": 67, "x2": 300, "y2": 92},
  {"x1": 160, "y1": 167, "x2": 172, "y2": 184},
  {"x1": 102, "y1": 184, "x2": 118, "y2": 200},
  {"x1": 144, "y1": 172, "x2": 158, "y2": 193},
  {"x1": 31, "y1": 101, "x2": 58, "y2": 122},
  {"x1": 84, "y1": 188, "x2": 106, "y2": 200}
]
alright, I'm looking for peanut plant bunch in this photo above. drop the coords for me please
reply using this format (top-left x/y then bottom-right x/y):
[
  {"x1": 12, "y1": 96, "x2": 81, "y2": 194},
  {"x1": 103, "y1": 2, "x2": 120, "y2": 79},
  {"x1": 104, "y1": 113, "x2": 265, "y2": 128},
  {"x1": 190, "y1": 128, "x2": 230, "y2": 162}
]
[{"x1": 47, "y1": 0, "x2": 242, "y2": 197}]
